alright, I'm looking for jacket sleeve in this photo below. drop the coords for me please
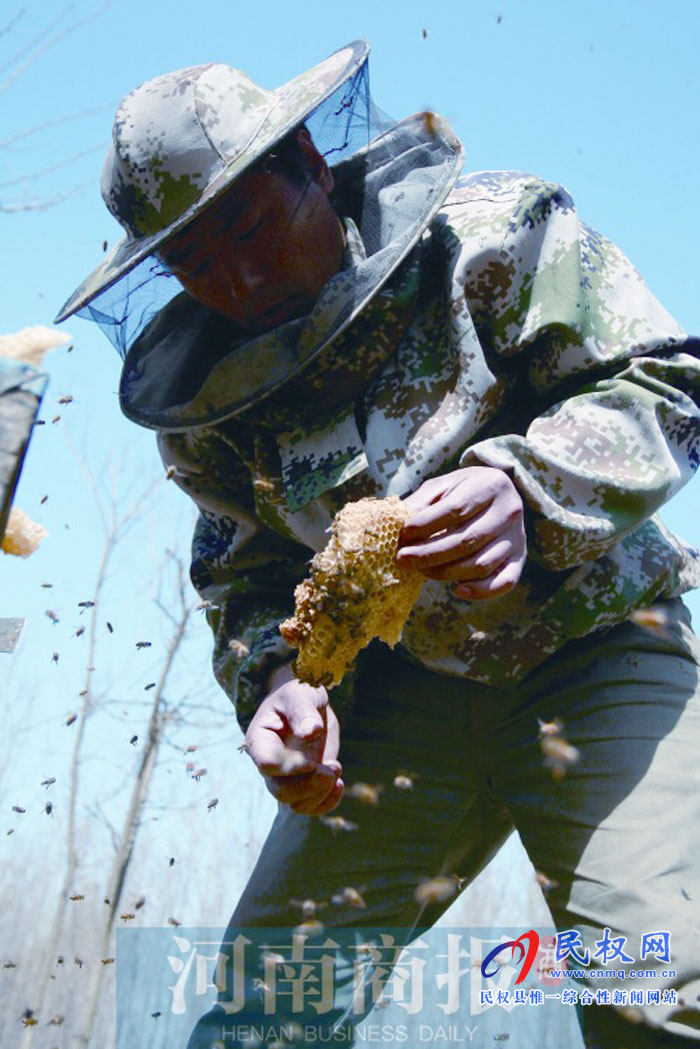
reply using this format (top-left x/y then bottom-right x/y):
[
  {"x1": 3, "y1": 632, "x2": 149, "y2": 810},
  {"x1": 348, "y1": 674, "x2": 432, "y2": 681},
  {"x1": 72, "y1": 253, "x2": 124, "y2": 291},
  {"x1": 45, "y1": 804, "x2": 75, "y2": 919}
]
[
  {"x1": 457, "y1": 176, "x2": 700, "y2": 571},
  {"x1": 157, "y1": 426, "x2": 310, "y2": 732}
]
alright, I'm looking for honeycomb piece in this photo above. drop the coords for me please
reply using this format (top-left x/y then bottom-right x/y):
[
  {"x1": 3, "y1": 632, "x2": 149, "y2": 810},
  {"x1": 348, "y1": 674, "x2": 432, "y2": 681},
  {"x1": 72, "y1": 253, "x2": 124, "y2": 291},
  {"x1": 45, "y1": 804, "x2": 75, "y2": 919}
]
[
  {"x1": 2, "y1": 507, "x2": 48, "y2": 557},
  {"x1": 279, "y1": 496, "x2": 424, "y2": 687}
]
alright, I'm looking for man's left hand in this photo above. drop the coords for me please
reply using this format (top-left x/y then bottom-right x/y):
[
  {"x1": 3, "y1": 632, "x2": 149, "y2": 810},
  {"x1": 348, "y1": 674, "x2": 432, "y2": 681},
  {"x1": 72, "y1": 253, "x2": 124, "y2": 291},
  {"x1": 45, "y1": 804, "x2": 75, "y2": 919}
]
[{"x1": 396, "y1": 466, "x2": 527, "y2": 600}]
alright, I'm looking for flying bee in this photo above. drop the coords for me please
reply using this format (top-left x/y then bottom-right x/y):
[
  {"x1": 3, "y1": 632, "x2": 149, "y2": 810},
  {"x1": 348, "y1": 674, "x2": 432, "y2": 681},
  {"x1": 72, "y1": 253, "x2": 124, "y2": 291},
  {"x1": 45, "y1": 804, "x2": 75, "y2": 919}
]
[
  {"x1": 44, "y1": 802, "x2": 53, "y2": 816},
  {"x1": 227, "y1": 638, "x2": 251, "y2": 660},
  {"x1": 130, "y1": 735, "x2": 138, "y2": 746},
  {"x1": 535, "y1": 870, "x2": 559, "y2": 893},
  {"x1": 293, "y1": 919, "x2": 325, "y2": 938},
  {"x1": 346, "y1": 782, "x2": 383, "y2": 806},
  {"x1": 58, "y1": 395, "x2": 73, "y2": 405},
  {"x1": 537, "y1": 717, "x2": 564, "y2": 739},
  {"x1": 331, "y1": 886, "x2": 366, "y2": 909},
  {"x1": 12, "y1": 805, "x2": 26, "y2": 814},
  {"x1": 78, "y1": 601, "x2": 95, "y2": 611},
  {"x1": 393, "y1": 772, "x2": 415, "y2": 790},
  {"x1": 107, "y1": 621, "x2": 114, "y2": 633},
  {"x1": 192, "y1": 768, "x2": 207, "y2": 781},
  {"x1": 413, "y1": 875, "x2": 458, "y2": 907},
  {"x1": 144, "y1": 682, "x2": 156, "y2": 690},
  {"x1": 277, "y1": 746, "x2": 312, "y2": 775},
  {"x1": 40, "y1": 496, "x2": 49, "y2": 505},
  {"x1": 120, "y1": 913, "x2": 135, "y2": 921},
  {"x1": 420, "y1": 110, "x2": 438, "y2": 137},
  {"x1": 319, "y1": 815, "x2": 358, "y2": 834},
  {"x1": 45, "y1": 610, "x2": 59, "y2": 624},
  {"x1": 70, "y1": 894, "x2": 84, "y2": 901},
  {"x1": 207, "y1": 798, "x2": 219, "y2": 811},
  {"x1": 540, "y1": 735, "x2": 580, "y2": 780},
  {"x1": 167, "y1": 916, "x2": 181, "y2": 927},
  {"x1": 52, "y1": 652, "x2": 60, "y2": 664},
  {"x1": 3, "y1": 961, "x2": 17, "y2": 968},
  {"x1": 135, "y1": 641, "x2": 152, "y2": 649},
  {"x1": 184, "y1": 744, "x2": 198, "y2": 754},
  {"x1": 629, "y1": 606, "x2": 673, "y2": 641},
  {"x1": 165, "y1": 464, "x2": 177, "y2": 480},
  {"x1": 290, "y1": 897, "x2": 326, "y2": 919},
  {"x1": 101, "y1": 957, "x2": 115, "y2": 965},
  {"x1": 74, "y1": 626, "x2": 85, "y2": 638}
]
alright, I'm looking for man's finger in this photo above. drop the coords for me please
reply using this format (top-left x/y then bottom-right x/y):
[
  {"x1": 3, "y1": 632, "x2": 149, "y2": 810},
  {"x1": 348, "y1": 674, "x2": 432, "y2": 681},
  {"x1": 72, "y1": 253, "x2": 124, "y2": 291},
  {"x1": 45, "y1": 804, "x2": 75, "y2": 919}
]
[
  {"x1": 454, "y1": 557, "x2": 525, "y2": 600},
  {"x1": 397, "y1": 511, "x2": 492, "y2": 568},
  {"x1": 422, "y1": 538, "x2": 514, "y2": 582},
  {"x1": 304, "y1": 779, "x2": 345, "y2": 816},
  {"x1": 268, "y1": 765, "x2": 340, "y2": 806},
  {"x1": 321, "y1": 706, "x2": 341, "y2": 767},
  {"x1": 282, "y1": 686, "x2": 327, "y2": 740},
  {"x1": 399, "y1": 486, "x2": 492, "y2": 544}
]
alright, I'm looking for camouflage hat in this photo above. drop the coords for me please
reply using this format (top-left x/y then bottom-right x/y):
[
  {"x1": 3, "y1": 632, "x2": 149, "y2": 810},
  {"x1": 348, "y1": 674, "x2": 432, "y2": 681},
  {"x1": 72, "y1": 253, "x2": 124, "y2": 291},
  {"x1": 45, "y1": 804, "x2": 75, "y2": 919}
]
[{"x1": 55, "y1": 40, "x2": 369, "y2": 323}]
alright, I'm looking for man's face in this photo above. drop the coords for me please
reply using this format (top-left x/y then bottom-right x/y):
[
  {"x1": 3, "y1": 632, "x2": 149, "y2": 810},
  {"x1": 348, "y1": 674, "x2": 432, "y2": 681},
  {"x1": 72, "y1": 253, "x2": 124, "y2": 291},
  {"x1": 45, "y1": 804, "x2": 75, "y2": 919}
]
[{"x1": 158, "y1": 133, "x2": 345, "y2": 334}]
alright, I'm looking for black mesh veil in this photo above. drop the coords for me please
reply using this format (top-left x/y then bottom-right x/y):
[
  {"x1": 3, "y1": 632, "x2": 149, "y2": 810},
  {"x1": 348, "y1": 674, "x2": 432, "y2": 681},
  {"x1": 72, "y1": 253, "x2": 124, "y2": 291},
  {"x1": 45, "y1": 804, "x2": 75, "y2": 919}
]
[{"x1": 77, "y1": 59, "x2": 396, "y2": 360}]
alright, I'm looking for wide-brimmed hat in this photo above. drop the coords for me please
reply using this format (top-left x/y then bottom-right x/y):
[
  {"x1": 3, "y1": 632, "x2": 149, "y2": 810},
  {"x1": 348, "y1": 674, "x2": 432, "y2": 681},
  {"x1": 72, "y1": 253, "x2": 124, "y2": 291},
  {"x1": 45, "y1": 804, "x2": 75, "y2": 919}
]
[{"x1": 55, "y1": 40, "x2": 369, "y2": 323}]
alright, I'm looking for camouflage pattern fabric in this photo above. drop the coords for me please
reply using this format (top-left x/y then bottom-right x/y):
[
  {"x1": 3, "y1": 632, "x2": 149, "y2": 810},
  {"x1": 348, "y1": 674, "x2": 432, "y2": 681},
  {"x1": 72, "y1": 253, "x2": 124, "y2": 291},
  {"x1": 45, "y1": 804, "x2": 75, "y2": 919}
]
[{"x1": 154, "y1": 170, "x2": 700, "y2": 731}]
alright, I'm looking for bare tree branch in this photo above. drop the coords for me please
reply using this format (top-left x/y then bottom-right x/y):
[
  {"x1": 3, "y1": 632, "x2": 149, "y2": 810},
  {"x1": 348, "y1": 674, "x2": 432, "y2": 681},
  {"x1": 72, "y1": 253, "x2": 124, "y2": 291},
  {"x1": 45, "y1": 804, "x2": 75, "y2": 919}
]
[
  {"x1": 0, "y1": 9, "x2": 26, "y2": 44},
  {"x1": 0, "y1": 104, "x2": 112, "y2": 150},
  {"x1": 0, "y1": 179, "x2": 92, "y2": 212},
  {"x1": 0, "y1": 7, "x2": 65, "y2": 77},
  {"x1": 0, "y1": 145, "x2": 102, "y2": 187},
  {"x1": 0, "y1": 2, "x2": 112, "y2": 96}
]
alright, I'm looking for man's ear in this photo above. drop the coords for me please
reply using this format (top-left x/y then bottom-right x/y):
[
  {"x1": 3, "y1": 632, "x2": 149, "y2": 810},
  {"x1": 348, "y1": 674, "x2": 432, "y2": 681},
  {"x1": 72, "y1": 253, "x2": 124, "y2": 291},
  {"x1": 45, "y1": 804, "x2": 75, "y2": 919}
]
[{"x1": 296, "y1": 127, "x2": 335, "y2": 194}]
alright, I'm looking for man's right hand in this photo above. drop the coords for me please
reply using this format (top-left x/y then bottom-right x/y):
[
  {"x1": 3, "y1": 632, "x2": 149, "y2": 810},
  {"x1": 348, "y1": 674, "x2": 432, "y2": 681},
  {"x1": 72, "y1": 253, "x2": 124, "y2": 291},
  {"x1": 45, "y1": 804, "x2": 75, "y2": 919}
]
[{"x1": 244, "y1": 671, "x2": 344, "y2": 816}]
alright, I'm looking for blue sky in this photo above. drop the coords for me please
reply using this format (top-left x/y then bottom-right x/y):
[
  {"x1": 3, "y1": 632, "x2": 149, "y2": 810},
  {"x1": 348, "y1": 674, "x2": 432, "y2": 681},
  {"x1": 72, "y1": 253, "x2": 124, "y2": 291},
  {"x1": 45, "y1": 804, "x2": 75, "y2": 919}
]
[{"x1": 3, "y1": 0, "x2": 699, "y2": 793}]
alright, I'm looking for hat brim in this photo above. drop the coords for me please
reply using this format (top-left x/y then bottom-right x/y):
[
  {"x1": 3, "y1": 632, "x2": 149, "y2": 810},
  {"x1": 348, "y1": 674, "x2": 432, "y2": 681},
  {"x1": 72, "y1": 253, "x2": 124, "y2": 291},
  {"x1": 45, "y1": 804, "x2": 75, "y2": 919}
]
[{"x1": 55, "y1": 40, "x2": 370, "y2": 324}]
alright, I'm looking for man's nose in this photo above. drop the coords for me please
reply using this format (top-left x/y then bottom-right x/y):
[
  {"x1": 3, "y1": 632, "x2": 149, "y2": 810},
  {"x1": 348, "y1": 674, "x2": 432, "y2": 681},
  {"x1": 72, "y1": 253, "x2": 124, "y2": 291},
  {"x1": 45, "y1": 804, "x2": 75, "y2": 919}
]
[{"x1": 227, "y1": 259, "x2": 265, "y2": 300}]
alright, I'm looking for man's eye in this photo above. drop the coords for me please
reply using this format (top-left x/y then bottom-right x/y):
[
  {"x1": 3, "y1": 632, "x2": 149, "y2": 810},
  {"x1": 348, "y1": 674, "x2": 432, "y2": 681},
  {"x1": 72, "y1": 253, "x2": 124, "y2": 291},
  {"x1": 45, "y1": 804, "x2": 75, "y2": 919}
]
[{"x1": 234, "y1": 215, "x2": 263, "y2": 242}]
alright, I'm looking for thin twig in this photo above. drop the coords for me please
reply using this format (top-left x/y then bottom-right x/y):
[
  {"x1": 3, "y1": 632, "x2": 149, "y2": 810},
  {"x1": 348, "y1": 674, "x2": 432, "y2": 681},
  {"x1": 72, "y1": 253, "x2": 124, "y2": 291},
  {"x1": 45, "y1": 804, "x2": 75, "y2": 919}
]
[
  {"x1": 0, "y1": 2, "x2": 112, "y2": 97},
  {"x1": 0, "y1": 9, "x2": 26, "y2": 44}
]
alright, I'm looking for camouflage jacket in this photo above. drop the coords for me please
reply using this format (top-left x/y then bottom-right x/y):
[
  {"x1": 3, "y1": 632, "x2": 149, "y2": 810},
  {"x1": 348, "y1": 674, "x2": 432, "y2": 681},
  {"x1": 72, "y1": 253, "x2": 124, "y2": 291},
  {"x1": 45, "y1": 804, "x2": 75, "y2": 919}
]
[{"x1": 123, "y1": 146, "x2": 700, "y2": 731}]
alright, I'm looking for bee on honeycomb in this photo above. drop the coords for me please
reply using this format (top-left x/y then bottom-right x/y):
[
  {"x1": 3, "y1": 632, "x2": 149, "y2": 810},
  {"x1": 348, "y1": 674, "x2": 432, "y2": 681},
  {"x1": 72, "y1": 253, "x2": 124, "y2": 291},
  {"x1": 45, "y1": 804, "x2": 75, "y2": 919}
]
[{"x1": 279, "y1": 496, "x2": 424, "y2": 688}]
